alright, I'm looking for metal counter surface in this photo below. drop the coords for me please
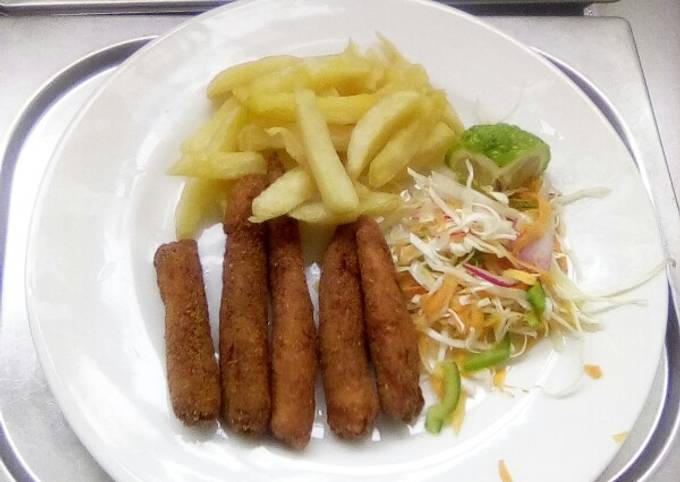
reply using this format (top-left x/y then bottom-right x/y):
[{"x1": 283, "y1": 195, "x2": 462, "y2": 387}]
[{"x1": 0, "y1": 11, "x2": 678, "y2": 482}]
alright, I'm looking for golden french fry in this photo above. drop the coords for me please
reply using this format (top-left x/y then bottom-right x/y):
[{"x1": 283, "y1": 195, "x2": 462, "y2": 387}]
[
  {"x1": 368, "y1": 94, "x2": 444, "y2": 187},
  {"x1": 208, "y1": 100, "x2": 247, "y2": 152},
  {"x1": 169, "y1": 152, "x2": 267, "y2": 180},
  {"x1": 250, "y1": 167, "x2": 316, "y2": 222},
  {"x1": 288, "y1": 201, "x2": 358, "y2": 225},
  {"x1": 289, "y1": 186, "x2": 398, "y2": 225},
  {"x1": 378, "y1": 63, "x2": 432, "y2": 96},
  {"x1": 443, "y1": 104, "x2": 465, "y2": 136},
  {"x1": 233, "y1": 64, "x2": 309, "y2": 102},
  {"x1": 304, "y1": 50, "x2": 371, "y2": 91},
  {"x1": 265, "y1": 126, "x2": 306, "y2": 164},
  {"x1": 319, "y1": 87, "x2": 341, "y2": 97},
  {"x1": 354, "y1": 182, "x2": 401, "y2": 216},
  {"x1": 328, "y1": 124, "x2": 353, "y2": 152},
  {"x1": 247, "y1": 93, "x2": 376, "y2": 125},
  {"x1": 207, "y1": 56, "x2": 300, "y2": 100},
  {"x1": 181, "y1": 97, "x2": 239, "y2": 155},
  {"x1": 378, "y1": 34, "x2": 408, "y2": 66},
  {"x1": 295, "y1": 89, "x2": 359, "y2": 213},
  {"x1": 410, "y1": 121, "x2": 457, "y2": 169},
  {"x1": 237, "y1": 124, "x2": 280, "y2": 152},
  {"x1": 346, "y1": 90, "x2": 421, "y2": 178},
  {"x1": 236, "y1": 123, "x2": 307, "y2": 163},
  {"x1": 175, "y1": 179, "x2": 232, "y2": 240}
]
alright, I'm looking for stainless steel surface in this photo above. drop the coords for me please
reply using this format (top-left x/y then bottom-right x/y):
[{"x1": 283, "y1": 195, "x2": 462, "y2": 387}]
[
  {"x1": 0, "y1": 0, "x2": 613, "y2": 15},
  {"x1": 591, "y1": 0, "x2": 680, "y2": 237},
  {"x1": 0, "y1": 14, "x2": 676, "y2": 482}
]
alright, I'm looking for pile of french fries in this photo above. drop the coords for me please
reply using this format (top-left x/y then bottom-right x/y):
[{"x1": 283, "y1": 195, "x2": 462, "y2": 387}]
[{"x1": 171, "y1": 37, "x2": 464, "y2": 239}]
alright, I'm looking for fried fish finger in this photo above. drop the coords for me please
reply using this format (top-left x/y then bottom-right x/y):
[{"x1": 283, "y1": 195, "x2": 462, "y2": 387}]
[
  {"x1": 355, "y1": 215, "x2": 424, "y2": 422},
  {"x1": 268, "y1": 161, "x2": 317, "y2": 449},
  {"x1": 319, "y1": 224, "x2": 379, "y2": 438},
  {"x1": 154, "y1": 239, "x2": 221, "y2": 424},
  {"x1": 220, "y1": 175, "x2": 271, "y2": 436}
]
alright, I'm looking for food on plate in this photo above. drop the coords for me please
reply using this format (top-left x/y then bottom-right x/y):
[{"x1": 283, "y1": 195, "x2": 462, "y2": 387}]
[
  {"x1": 425, "y1": 360, "x2": 460, "y2": 434},
  {"x1": 250, "y1": 167, "x2": 315, "y2": 223},
  {"x1": 356, "y1": 215, "x2": 424, "y2": 422},
  {"x1": 170, "y1": 38, "x2": 463, "y2": 234},
  {"x1": 219, "y1": 175, "x2": 271, "y2": 436},
  {"x1": 446, "y1": 123, "x2": 550, "y2": 190},
  {"x1": 267, "y1": 160, "x2": 318, "y2": 449},
  {"x1": 319, "y1": 224, "x2": 379, "y2": 438},
  {"x1": 295, "y1": 88, "x2": 359, "y2": 213},
  {"x1": 156, "y1": 35, "x2": 656, "y2": 443},
  {"x1": 346, "y1": 90, "x2": 422, "y2": 178},
  {"x1": 153, "y1": 240, "x2": 221, "y2": 424},
  {"x1": 174, "y1": 179, "x2": 231, "y2": 240}
]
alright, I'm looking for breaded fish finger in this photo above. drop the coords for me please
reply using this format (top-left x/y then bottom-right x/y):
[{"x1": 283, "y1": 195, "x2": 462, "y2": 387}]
[
  {"x1": 154, "y1": 239, "x2": 221, "y2": 424},
  {"x1": 355, "y1": 215, "x2": 423, "y2": 422},
  {"x1": 268, "y1": 159, "x2": 317, "y2": 449},
  {"x1": 220, "y1": 175, "x2": 271, "y2": 436},
  {"x1": 319, "y1": 224, "x2": 379, "y2": 438}
]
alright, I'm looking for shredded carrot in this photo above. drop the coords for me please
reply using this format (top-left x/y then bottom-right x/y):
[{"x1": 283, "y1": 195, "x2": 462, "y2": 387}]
[
  {"x1": 398, "y1": 271, "x2": 427, "y2": 299},
  {"x1": 451, "y1": 389, "x2": 467, "y2": 433},
  {"x1": 498, "y1": 460, "x2": 513, "y2": 482},
  {"x1": 398, "y1": 244, "x2": 421, "y2": 265},
  {"x1": 512, "y1": 192, "x2": 552, "y2": 255},
  {"x1": 584, "y1": 364, "x2": 603, "y2": 379},
  {"x1": 465, "y1": 304, "x2": 485, "y2": 328},
  {"x1": 612, "y1": 432, "x2": 628, "y2": 443},
  {"x1": 421, "y1": 276, "x2": 457, "y2": 322},
  {"x1": 493, "y1": 367, "x2": 507, "y2": 389}
]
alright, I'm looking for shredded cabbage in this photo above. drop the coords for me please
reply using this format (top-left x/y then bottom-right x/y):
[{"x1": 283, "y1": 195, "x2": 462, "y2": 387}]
[{"x1": 384, "y1": 167, "x2": 664, "y2": 406}]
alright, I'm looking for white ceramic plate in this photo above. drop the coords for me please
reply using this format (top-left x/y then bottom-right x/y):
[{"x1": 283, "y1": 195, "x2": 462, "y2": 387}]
[{"x1": 26, "y1": 1, "x2": 667, "y2": 481}]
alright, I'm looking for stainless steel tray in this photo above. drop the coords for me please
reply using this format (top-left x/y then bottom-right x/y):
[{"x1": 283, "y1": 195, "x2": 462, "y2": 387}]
[
  {"x1": 0, "y1": 0, "x2": 616, "y2": 15},
  {"x1": 0, "y1": 14, "x2": 677, "y2": 482}
]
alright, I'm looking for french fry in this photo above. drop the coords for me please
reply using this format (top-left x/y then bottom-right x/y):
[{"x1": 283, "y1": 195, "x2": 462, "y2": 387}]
[
  {"x1": 288, "y1": 201, "x2": 358, "y2": 225},
  {"x1": 208, "y1": 100, "x2": 247, "y2": 152},
  {"x1": 410, "y1": 122, "x2": 457, "y2": 169},
  {"x1": 295, "y1": 89, "x2": 359, "y2": 213},
  {"x1": 237, "y1": 124, "x2": 279, "y2": 152},
  {"x1": 181, "y1": 97, "x2": 240, "y2": 155},
  {"x1": 378, "y1": 34, "x2": 408, "y2": 66},
  {"x1": 266, "y1": 126, "x2": 306, "y2": 164},
  {"x1": 250, "y1": 167, "x2": 316, "y2": 222},
  {"x1": 233, "y1": 64, "x2": 309, "y2": 102},
  {"x1": 304, "y1": 55, "x2": 371, "y2": 92},
  {"x1": 328, "y1": 124, "x2": 353, "y2": 152},
  {"x1": 443, "y1": 104, "x2": 465, "y2": 136},
  {"x1": 289, "y1": 186, "x2": 399, "y2": 225},
  {"x1": 368, "y1": 93, "x2": 444, "y2": 187},
  {"x1": 169, "y1": 152, "x2": 267, "y2": 180},
  {"x1": 346, "y1": 90, "x2": 421, "y2": 178},
  {"x1": 207, "y1": 55, "x2": 300, "y2": 100},
  {"x1": 237, "y1": 124, "x2": 306, "y2": 163},
  {"x1": 355, "y1": 182, "x2": 401, "y2": 216},
  {"x1": 247, "y1": 93, "x2": 376, "y2": 125},
  {"x1": 378, "y1": 63, "x2": 432, "y2": 96},
  {"x1": 175, "y1": 179, "x2": 232, "y2": 240}
]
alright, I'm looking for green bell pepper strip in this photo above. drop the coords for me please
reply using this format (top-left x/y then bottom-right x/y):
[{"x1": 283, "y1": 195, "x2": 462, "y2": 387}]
[
  {"x1": 527, "y1": 281, "x2": 546, "y2": 317},
  {"x1": 526, "y1": 310, "x2": 541, "y2": 328},
  {"x1": 462, "y1": 336, "x2": 511, "y2": 372},
  {"x1": 425, "y1": 361, "x2": 461, "y2": 434}
]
